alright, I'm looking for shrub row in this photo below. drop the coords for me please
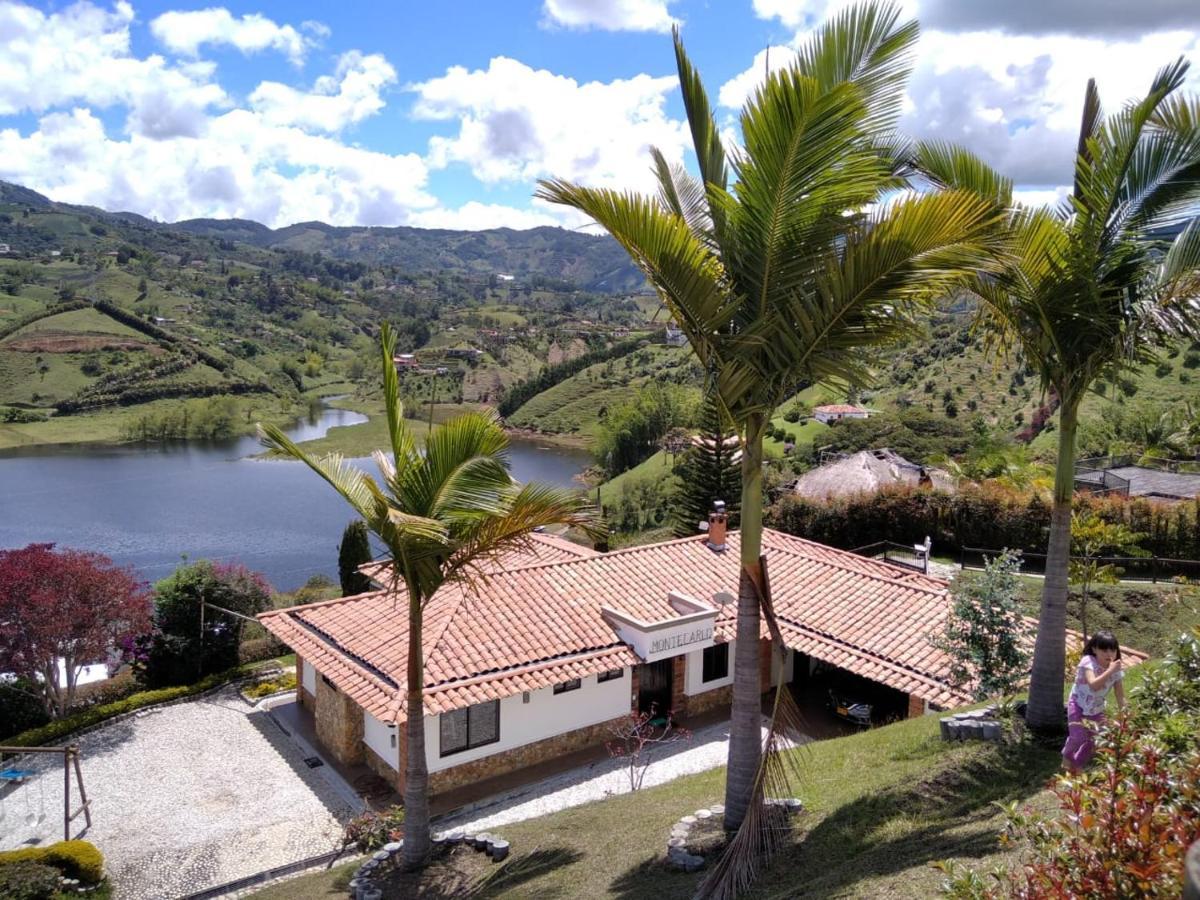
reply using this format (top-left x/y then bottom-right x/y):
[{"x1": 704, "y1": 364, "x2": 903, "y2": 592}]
[
  {"x1": 3, "y1": 664, "x2": 269, "y2": 748},
  {"x1": 0, "y1": 299, "x2": 89, "y2": 341},
  {"x1": 766, "y1": 484, "x2": 1200, "y2": 561},
  {"x1": 91, "y1": 299, "x2": 230, "y2": 373},
  {"x1": 0, "y1": 841, "x2": 105, "y2": 884},
  {"x1": 497, "y1": 336, "x2": 645, "y2": 416},
  {"x1": 57, "y1": 379, "x2": 271, "y2": 413}
]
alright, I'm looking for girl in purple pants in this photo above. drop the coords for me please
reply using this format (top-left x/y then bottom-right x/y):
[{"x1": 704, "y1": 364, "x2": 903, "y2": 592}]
[{"x1": 1062, "y1": 630, "x2": 1126, "y2": 773}]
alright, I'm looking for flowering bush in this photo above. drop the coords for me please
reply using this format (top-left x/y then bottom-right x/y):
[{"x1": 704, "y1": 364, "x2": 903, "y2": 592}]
[{"x1": 342, "y1": 806, "x2": 406, "y2": 852}]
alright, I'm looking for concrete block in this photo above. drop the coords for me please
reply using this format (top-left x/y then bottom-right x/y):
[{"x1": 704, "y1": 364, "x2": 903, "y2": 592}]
[
  {"x1": 489, "y1": 839, "x2": 510, "y2": 862},
  {"x1": 695, "y1": 808, "x2": 712, "y2": 819},
  {"x1": 939, "y1": 717, "x2": 953, "y2": 741},
  {"x1": 981, "y1": 720, "x2": 1002, "y2": 741}
]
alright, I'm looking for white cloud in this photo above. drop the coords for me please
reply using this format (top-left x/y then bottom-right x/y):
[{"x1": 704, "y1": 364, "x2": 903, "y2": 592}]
[
  {"x1": 249, "y1": 52, "x2": 396, "y2": 132},
  {"x1": 718, "y1": 18, "x2": 1200, "y2": 188},
  {"x1": 149, "y1": 8, "x2": 315, "y2": 66},
  {"x1": 0, "y1": 0, "x2": 228, "y2": 137},
  {"x1": 0, "y1": 107, "x2": 435, "y2": 227},
  {"x1": 411, "y1": 57, "x2": 689, "y2": 195},
  {"x1": 717, "y1": 46, "x2": 795, "y2": 109},
  {"x1": 1012, "y1": 186, "x2": 1071, "y2": 209},
  {"x1": 920, "y1": 0, "x2": 1200, "y2": 38},
  {"x1": 750, "y1": 0, "x2": 829, "y2": 30},
  {"x1": 541, "y1": 0, "x2": 678, "y2": 33}
]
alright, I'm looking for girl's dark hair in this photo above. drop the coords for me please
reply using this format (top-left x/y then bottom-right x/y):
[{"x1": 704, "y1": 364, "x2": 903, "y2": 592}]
[{"x1": 1083, "y1": 630, "x2": 1121, "y2": 659}]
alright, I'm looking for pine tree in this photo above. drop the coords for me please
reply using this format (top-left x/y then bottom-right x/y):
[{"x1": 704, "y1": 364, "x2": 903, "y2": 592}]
[
  {"x1": 337, "y1": 520, "x2": 373, "y2": 596},
  {"x1": 672, "y1": 397, "x2": 741, "y2": 537}
]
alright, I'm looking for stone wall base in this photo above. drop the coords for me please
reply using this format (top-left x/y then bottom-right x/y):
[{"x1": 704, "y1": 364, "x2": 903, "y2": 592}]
[
  {"x1": 907, "y1": 693, "x2": 926, "y2": 718},
  {"x1": 364, "y1": 742, "x2": 398, "y2": 786},
  {"x1": 315, "y1": 674, "x2": 365, "y2": 766},
  {"x1": 428, "y1": 714, "x2": 630, "y2": 795},
  {"x1": 685, "y1": 684, "x2": 733, "y2": 718}
]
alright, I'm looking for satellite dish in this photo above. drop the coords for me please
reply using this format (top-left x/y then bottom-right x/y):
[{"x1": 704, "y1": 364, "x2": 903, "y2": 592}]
[{"x1": 713, "y1": 591, "x2": 736, "y2": 606}]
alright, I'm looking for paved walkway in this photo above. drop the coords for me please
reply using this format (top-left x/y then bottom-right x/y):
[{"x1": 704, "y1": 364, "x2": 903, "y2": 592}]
[
  {"x1": 437, "y1": 715, "x2": 806, "y2": 835},
  {"x1": 0, "y1": 686, "x2": 358, "y2": 900}
]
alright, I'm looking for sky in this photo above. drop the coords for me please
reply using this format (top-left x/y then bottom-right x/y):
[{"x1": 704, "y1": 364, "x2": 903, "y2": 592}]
[{"x1": 1, "y1": 0, "x2": 1198, "y2": 232}]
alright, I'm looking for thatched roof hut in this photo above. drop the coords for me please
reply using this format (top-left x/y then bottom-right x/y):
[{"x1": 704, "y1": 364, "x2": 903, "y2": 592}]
[{"x1": 791, "y1": 448, "x2": 955, "y2": 500}]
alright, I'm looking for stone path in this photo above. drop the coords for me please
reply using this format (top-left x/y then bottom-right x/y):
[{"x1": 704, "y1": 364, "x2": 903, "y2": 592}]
[
  {"x1": 0, "y1": 686, "x2": 357, "y2": 900},
  {"x1": 438, "y1": 716, "x2": 807, "y2": 835}
]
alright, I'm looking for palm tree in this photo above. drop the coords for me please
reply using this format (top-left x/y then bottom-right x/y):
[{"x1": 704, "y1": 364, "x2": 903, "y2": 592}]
[
  {"x1": 538, "y1": 1, "x2": 1007, "y2": 833},
  {"x1": 259, "y1": 324, "x2": 599, "y2": 868},
  {"x1": 920, "y1": 60, "x2": 1200, "y2": 733}
]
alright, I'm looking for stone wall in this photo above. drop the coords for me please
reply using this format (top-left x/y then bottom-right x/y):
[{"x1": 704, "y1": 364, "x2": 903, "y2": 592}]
[
  {"x1": 907, "y1": 693, "x2": 926, "y2": 719},
  {"x1": 686, "y1": 683, "x2": 733, "y2": 718},
  {"x1": 671, "y1": 655, "x2": 688, "y2": 718},
  {"x1": 314, "y1": 673, "x2": 365, "y2": 766},
  {"x1": 428, "y1": 713, "x2": 630, "y2": 795},
  {"x1": 364, "y1": 742, "x2": 397, "y2": 786}
]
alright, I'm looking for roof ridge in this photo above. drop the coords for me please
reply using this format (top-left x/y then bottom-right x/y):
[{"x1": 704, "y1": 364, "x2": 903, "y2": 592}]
[
  {"x1": 260, "y1": 587, "x2": 390, "y2": 618},
  {"x1": 763, "y1": 530, "x2": 947, "y2": 593}
]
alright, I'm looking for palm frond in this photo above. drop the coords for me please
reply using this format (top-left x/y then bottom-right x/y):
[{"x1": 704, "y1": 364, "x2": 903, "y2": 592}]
[
  {"x1": 672, "y1": 25, "x2": 728, "y2": 197},
  {"x1": 377, "y1": 322, "x2": 418, "y2": 471},
  {"x1": 910, "y1": 140, "x2": 1013, "y2": 207},
  {"x1": 650, "y1": 145, "x2": 712, "y2": 240},
  {"x1": 258, "y1": 423, "x2": 376, "y2": 519}
]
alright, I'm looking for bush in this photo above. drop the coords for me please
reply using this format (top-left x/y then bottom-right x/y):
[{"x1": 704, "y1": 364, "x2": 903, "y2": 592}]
[
  {"x1": 782, "y1": 410, "x2": 801, "y2": 423},
  {"x1": 0, "y1": 861, "x2": 61, "y2": 900},
  {"x1": 342, "y1": 806, "x2": 406, "y2": 852},
  {"x1": 0, "y1": 678, "x2": 50, "y2": 741},
  {"x1": 243, "y1": 672, "x2": 296, "y2": 699},
  {"x1": 237, "y1": 636, "x2": 286, "y2": 665},
  {"x1": 5, "y1": 666, "x2": 256, "y2": 748},
  {"x1": 0, "y1": 840, "x2": 105, "y2": 884}
]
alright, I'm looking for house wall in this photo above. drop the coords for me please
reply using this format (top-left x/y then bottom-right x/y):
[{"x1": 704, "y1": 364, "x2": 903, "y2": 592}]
[
  {"x1": 301, "y1": 657, "x2": 316, "y2": 696},
  {"x1": 314, "y1": 673, "x2": 364, "y2": 766},
  {"x1": 683, "y1": 640, "x2": 736, "y2": 695},
  {"x1": 424, "y1": 667, "x2": 633, "y2": 774},
  {"x1": 364, "y1": 710, "x2": 399, "y2": 770}
]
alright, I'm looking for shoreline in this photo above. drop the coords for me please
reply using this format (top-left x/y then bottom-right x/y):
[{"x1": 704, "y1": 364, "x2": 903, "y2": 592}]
[{"x1": 502, "y1": 426, "x2": 593, "y2": 452}]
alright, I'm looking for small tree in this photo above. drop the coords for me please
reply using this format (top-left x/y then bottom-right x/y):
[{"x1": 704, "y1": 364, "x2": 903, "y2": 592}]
[
  {"x1": 337, "y1": 520, "x2": 374, "y2": 596},
  {"x1": 607, "y1": 705, "x2": 692, "y2": 792},
  {"x1": 672, "y1": 395, "x2": 742, "y2": 538},
  {"x1": 139, "y1": 560, "x2": 271, "y2": 688},
  {"x1": 1069, "y1": 511, "x2": 1146, "y2": 639},
  {"x1": 0, "y1": 543, "x2": 150, "y2": 717},
  {"x1": 931, "y1": 550, "x2": 1033, "y2": 701}
]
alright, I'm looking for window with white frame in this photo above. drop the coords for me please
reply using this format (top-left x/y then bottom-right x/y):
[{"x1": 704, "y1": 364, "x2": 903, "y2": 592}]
[{"x1": 702, "y1": 643, "x2": 730, "y2": 683}]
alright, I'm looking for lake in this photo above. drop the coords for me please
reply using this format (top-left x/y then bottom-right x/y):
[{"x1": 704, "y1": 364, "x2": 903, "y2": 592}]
[{"x1": 0, "y1": 406, "x2": 593, "y2": 590}]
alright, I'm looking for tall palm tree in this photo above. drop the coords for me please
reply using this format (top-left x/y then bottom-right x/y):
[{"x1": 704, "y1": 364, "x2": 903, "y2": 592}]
[
  {"x1": 259, "y1": 324, "x2": 599, "y2": 868},
  {"x1": 538, "y1": 1, "x2": 1007, "y2": 833},
  {"x1": 920, "y1": 61, "x2": 1200, "y2": 733}
]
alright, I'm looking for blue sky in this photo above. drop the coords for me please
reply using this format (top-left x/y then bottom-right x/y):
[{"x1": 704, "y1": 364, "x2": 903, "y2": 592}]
[{"x1": 1, "y1": 0, "x2": 1198, "y2": 229}]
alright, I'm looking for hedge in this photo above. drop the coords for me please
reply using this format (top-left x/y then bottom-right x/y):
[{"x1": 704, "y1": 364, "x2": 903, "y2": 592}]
[
  {"x1": 766, "y1": 484, "x2": 1200, "y2": 562},
  {"x1": 0, "y1": 841, "x2": 105, "y2": 883},
  {"x1": 497, "y1": 336, "x2": 645, "y2": 416},
  {"x1": 1, "y1": 664, "x2": 272, "y2": 748},
  {"x1": 0, "y1": 299, "x2": 89, "y2": 341}
]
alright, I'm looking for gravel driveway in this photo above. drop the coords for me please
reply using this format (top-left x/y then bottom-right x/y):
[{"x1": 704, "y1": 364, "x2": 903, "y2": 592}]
[{"x1": 0, "y1": 686, "x2": 357, "y2": 899}]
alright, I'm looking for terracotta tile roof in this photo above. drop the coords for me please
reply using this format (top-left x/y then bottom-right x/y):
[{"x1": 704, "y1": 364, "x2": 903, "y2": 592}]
[
  {"x1": 261, "y1": 528, "x2": 1115, "y2": 723},
  {"x1": 814, "y1": 404, "x2": 868, "y2": 414}
]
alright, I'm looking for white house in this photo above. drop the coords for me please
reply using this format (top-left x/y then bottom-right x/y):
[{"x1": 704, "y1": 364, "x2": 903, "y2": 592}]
[
  {"x1": 261, "y1": 517, "x2": 969, "y2": 797},
  {"x1": 813, "y1": 403, "x2": 871, "y2": 424}
]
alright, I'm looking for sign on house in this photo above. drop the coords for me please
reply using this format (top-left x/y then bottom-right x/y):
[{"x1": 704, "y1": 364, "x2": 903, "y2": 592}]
[{"x1": 601, "y1": 591, "x2": 718, "y2": 663}]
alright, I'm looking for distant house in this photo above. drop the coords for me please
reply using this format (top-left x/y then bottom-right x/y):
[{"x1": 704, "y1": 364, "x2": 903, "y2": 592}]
[
  {"x1": 496, "y1": 273, "x2": 515, "y2": 282},
  {"x1": 0, "y1": 243, "x2": 9, "y2": 254},
  {"x1": 664, "y1": 324, "x2": 687, "y2": 347},
  {"x1": 445, "y1": 346, "x2": 483, "y2": 361},
  {"x1": 48, "y1": 249, "x2": 62, "y2": 257},
  {"x1": 394, "y1": 353, "x2": 419, "y2": 370},
  {"x1": 152, "y1": 316, "x2": 175, "y2": 326},
  {"x1": 813, "y1": 403, "x2": 870, "y2": 424},
  {"x1": 791, "y1": 448, "x2": 955, "y2": 501}
]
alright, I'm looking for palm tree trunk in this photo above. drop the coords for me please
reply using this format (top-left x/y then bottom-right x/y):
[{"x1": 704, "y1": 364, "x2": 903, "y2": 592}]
[
  {"x1": 724, "y1": 412, "x2": 765, "y2": 832},
  {"x1": 402, "y1": 590, "x2": 431, "y2": 868},
  {"x1": 1026, "y1": 402, "x2": 1078, "y2": 734}
]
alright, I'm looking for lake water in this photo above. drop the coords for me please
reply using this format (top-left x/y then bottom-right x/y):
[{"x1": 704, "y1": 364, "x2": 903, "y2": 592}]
[{"x1": 0, "y1": 406, "x2": 593, "y2": 590}]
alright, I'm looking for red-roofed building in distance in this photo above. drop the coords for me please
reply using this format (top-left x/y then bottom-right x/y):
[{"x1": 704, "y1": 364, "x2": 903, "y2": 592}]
[
  {"x1": 813, "y1": 403, "x2": 871, "y2": 424},
  {"x1": 258, "y1": 519, "x2": 1011, "y2": 799}
]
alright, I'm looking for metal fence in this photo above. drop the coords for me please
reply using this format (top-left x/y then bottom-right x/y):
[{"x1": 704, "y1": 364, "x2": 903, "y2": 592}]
[
  {"x1": 852, "y1": 541, "x2": 929, "y2": 574},
  {"x1": 959, "y1": 546, "x2": 1200, "y2": 583}
]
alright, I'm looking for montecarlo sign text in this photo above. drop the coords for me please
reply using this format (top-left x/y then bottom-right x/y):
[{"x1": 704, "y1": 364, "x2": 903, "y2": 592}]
[{"x1": 649, "y1": 626, "x2": 713, "y2": 657}]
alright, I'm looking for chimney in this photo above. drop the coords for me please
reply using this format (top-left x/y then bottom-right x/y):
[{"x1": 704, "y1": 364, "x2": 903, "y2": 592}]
[{"x1": 706, "y1": 500, "x2": 727, "y2": 551}]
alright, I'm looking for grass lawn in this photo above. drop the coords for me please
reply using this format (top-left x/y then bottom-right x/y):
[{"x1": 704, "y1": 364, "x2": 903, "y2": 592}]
[
  {"x1": 284, "y1": 396, "x2": 431, "y2": 457},
  {"x1": 598, "y1": 449, "x2": 679, "y2": 506},
  {"x1": 257, "y1": 712, "x2": 1063, "y2": 899}
]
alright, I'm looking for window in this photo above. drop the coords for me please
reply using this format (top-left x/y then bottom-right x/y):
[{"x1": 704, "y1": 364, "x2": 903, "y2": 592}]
[
  {"x1": 553, "y1": 678, "x2": 582, "y2": 694},
  {"x1": 702, "y1": 643, "x2": 730, "y2": 683},
  {"x1": 597, "y1": 668, "x2": 624, "y2": 683},
  {"x1": 439, "y1": 700, "x2": 500, "y2": 757}
]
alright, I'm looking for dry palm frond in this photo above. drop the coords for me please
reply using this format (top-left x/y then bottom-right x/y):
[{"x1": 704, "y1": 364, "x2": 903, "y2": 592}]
[{"x1": 695, "y1": 557, "x2": 810, "y2": 900}]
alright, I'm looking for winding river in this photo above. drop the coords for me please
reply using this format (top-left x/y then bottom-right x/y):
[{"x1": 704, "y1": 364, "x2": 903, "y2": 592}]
[{"x1": 0, "y1": 406, "x2": 592, "y2": 590}]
